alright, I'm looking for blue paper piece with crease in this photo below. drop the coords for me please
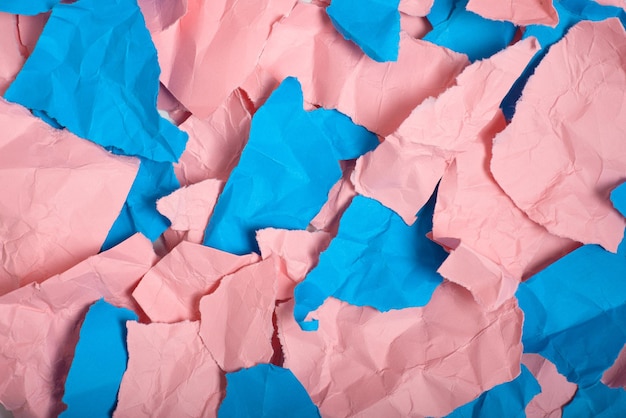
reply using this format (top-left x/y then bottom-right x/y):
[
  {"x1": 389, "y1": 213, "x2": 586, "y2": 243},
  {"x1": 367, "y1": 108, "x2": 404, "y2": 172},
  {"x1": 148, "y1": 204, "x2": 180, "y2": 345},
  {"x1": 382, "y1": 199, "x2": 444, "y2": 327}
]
[
  {"x1": 517, "y1": 244, "x2": 626, "y2": 387},
  {"x1": 0, "y1": 0, "x2": 59, "y2": 15},
  {"x1": 4, "y1": 0, "x2": 187, "y2": 163},
  {"x1": 424, "y1": 0, "x2": 516, "y2": 62},
  {"x1": 445, "y1": 366, "x2": 540, "y2": 418},
  {"x1": 102, "y1": 158, "x2": 178, "y2": 250},
  {"x1": 60, "y1": 299, "x2": 137, "y2": 418},
  {"x1": 218, "y1": 364, "x2": 320, "y2": 418},
  {"x1": 203, "y1": 77, "x2": 378, "y2": 256},
  {"x1": 326, "y1": 0, "x2": 401, "y2": 62},
  {"x1": 563, "y1": 381, "x2": 626, "y2": 418},
  {"x1": 294, "y1": 192, "x2": 447, "y2": 330}
]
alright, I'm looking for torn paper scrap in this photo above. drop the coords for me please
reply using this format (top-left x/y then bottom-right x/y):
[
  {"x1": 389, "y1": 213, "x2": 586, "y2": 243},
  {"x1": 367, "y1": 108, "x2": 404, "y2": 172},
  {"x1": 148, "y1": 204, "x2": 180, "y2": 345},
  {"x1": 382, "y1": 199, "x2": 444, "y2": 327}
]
[
  {"x1": 466, "y1": 0, "x2": 559, "y2": 27},
  {"x1": 603, "y1": 344, "x2": 626, "y2": 389},
  {"x1": 133, "y1": 241, "x2": 258, "y2": 323},
  {"x1": 353, "y1": 37, "x2": 539, "y2": 225},
  {"x1": 102, "y1": 159, "x2": 179, "y2": 250},
  {"x1": 0, "y1": 234, "x2": 155, "y2": 418},
  {"x1": 517, "y1": 244, "x2": 626, "y2": 387},
  {"x1": 204, "y1": 77, "x2": 376, "y2": 255},
  {"x1": 199, "y1": 259, "x2": 277, "y2": 372},
  {"x1": 398, "y1": 0, "x2": 434, "y2": 16},
  {"x1": 5, "y1": 0, "x2": 188, "y2": 163},
  {"x1": 432, "y1": 111, "x2": 577, "y2": 310},
  {"x1": 591, "y1": 0, "x2": 626, "y2": 11},
  {"x1": 562, "y1": 381, "x2": 626, "y2": 418},
  {"x1": 423, "y1": 0, "x2": 517, "y2": 61},
  {"x1": 491, "y1": 18, "x2": 626, "y2": 252},
  {"x1": 152, "y1": 0, "x2": 297, "y2": 118},
  {"x1": 174, "y1": 89, "x2": 252, "y2": 186},
  {"x1": 327, "y1": 0, "x2": 401, "y2": 62},
  {"x1": 61, "y1": 300, "x2": 138, "y2": 418},
  {"x1": 313, "y1": 109, "x2": 380, "y2": 161},
  {"x1": 399, "y1": 12, "x2": 432, "y2": 39},
  {"x1": 522, "y1": 353, "x2": 577, "y2": 418},
  {"x1": 256, "y1": 228, "x2": 331, "y2": 301},
  {"x1": 0, "y1": 0, "x2": 58, "y2": 15},
  {"x1": 279, "y1": 282, "x2": 523, "y2": 417},
  {"x1": 0, "y1": 98, "x2": 138, "y2": 295},
  {"x1": 243, "y1": 2, "x2": 468, "y2": 136},
  {"x1": 137, "y1": 0, "x2": 188, "y2": 33},
  {"x1": 156, "y1": 178, "x2": 223, "y2": 244},
  {"x1": 156, "y1": 83, "x2": 190, "y2": 126},
  {"x1": 445, "y1": 365, "x2": 540, "y2": 417},
  {"x1": 114, "y1": 321, "x2": 223, "y2": 418},
  {"x1": 294, "y1": 193, "x2": 447, "y2": 329},
  {"x1": 218, "y1": 364, "x2": 320, "y2": 418}
]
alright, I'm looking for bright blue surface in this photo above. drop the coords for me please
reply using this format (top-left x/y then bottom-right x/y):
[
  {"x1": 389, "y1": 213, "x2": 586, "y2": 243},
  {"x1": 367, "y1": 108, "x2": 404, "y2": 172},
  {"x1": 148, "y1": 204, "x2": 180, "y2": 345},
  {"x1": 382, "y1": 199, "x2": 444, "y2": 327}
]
[
  {"x1": 0, "y1": 0, "x2": 59, "y2": 15},
  {"x1": 203, "y1": 77, "x2": 378, "y2": 256},
  {"x1": 60, "y1": 299, "x2": 137, "y2": 418},
  {"x1": 611, "y1": 182, "x2": 626, "y2": 255},
  {"x1": 517, "y1": 244, "x2": 626, "y2": 387},
  {"x1": 314, "y1": 108, "x2": 379, "y2": 161},
  {"x1": 102, "y1": 158, "x2": 178, "y2": 250},
  {"x1": 294, "y1": 192, "x2": 446, "y2": 330},
  {"x1": 218, "y1": 364, "x2": 321, "y2": 418},
  {"x1": 424, "y1": 0, "x2": 516, "y2": 62},
  {"x1": 445, "y1": 366, "x2": 540, "y2": 418},
  {"x1": 326, "y1": 0, "x2": 401, "y2": 62},
  {"x1": 4, "y1": 0, "x2": 187, "y2": 163},
  {"x1": 563, "y1": 381, "x2": 626, "y2": 418}
]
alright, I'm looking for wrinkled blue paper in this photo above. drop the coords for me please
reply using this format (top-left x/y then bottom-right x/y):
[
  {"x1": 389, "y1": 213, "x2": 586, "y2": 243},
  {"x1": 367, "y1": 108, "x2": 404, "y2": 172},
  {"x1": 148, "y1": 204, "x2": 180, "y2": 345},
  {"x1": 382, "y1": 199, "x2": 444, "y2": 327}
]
[
  {"x1": 315, "y1": 109, "x2": 379, "y2": 161},
  {"x1": 445, "y1": 366, "x2": 540, "y2": 418},
  {"x1": 0, "y1": 0, "x2": 59, "y2": 15},
  {"x1": 424, "y1": 0, "x2": 516, "y2": 62},
  {"x1": 60, "y1": 299, "x2": 137, "y2": 418},
  {"x1": 204, "y1": 77, "x2": 378, "y2": 256},
  {"x1": 294, "y1": 192, "x2": 446, "y2": 330},
  {"x1": 4, "y1": 0, "x2": 187, "y2": 163},
  {"x1": 218, "y1": 364, "x2": 321, "y2": 418},
  {"x1": 102, "y1": 159, "x2": 179, "y2": 250},
  {"x1": 517, "y1": 244, "x2": 626, "y2": 387},
  {"x1": 326, "y1": 0, "x2": 401, "y2": 62},
  {"x1": 563, "y1": 381, "x2": 626, "y2": 417}
]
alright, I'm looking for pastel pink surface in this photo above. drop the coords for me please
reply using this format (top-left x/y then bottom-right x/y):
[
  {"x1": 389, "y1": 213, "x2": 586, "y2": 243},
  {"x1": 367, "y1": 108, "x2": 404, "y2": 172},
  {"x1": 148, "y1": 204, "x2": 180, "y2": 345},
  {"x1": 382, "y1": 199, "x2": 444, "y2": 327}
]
[
  {"x1": 353, "y1": 38, "x2": 539, "y2": 225},
  {"x1": 114, "y1": 321, "x2": 223, "y2": 418},
  {"x1": 113, "y1": 321, "x2": 225, "y2": 418},
  {"x1": 138, "y1": 0, "x2": 188, "y2": 33},
  {"x1": 152, "y1": 0, "x2": 297, "y2": 118},
  {"x1": 242, "y1": 2, "x2": 468, "y2": 136},
  {"x1": 0, "y1": 235, "x2": 156, "y2": 418},
  {"x1": 199, "y1": 258, "x2": 276, "y2": 372},
  {"x1": 523, "y1": 354, "x2": 577, "y2": 418},
  {"x1": 491, "y1": 19, "x2": 626, "y2": 253},
  {"x1": 0, "y1": 99, "x2": 139, "y2": 295},
  {"x1": 602, "y1": 344, "x2": 626, "y2": 389},
  {"x1": 156, "y1": 83, "x2": 190, "y2": 126},
  {"x1": 400, "y1": 13, "x2": 432, "y2": 39},
  {"x1": 256, "y1": 228, "x2": 331, "y2": 300},
  {"x1": 174, "y1": 90, "x2": 252, "y2": 186},
  {"x1": 398, "y1": 0, "x2": 434, "y2": 16},
  {"x1": 592, "y1": 0, "x2": 626, "y2": 11},
  {"x1": 133, "y1": 241, "x2": 259, "y2": 323},
  {"x1": 278, "y1": 282, "x2": 523, "y2": 417},
  {"x1": 433, "y1": 112, "x2": 577, "y2": 309},
  {"x1": 467, "y1": 0, "x2": 559, "y2": 27},
  {"x1": 156, "y1": 178, "x2": 223, "y2": 244}
]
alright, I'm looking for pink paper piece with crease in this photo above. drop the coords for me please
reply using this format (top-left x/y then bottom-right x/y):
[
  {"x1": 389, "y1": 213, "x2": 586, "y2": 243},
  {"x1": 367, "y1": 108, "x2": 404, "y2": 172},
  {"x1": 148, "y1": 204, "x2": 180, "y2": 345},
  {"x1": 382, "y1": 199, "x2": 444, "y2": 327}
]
[
  {"x1": 592, "y1": 0, "x2": 626, "y2": 11},
  {"x1": 491, "y1": 19, "x2": 626, "y2": 253},
  {"x1": 152, "y1": 0, "x2": 297, "y2": 118},
  {"x1": 256, "y1": 228, "x2": 331, "y2": 300},
  {"x1": 138, "y1": 0, "x2": 188, "y2": 33},
  {"x1": 353, "y1": 38, "x2": 540, "y2": 225},
  {"x1": 175, "y1": 89, "x2": 252, "y2": 186},
  {"x1": 133, "y1": 241, "x2": 259, "y2": 323},
  {"x1": 241, "y1": 2, "x2": 468, "y2": 136},
  {"x1": 433, "y1": 112, "x2": 577, "y2": 310},
  {"x1": 309, "y1": 161, "x2": 357, "y2": 235},
  {"x1": 522, "y1": 354, "x2": 577, "y2": 418},
  {"x1": 467, "y1": 0, "x2": 559, "y2": 27},
  {"x1": 157, "y1": 83, "x2": 190, "y2": 126},
  {"x1": 0, "y1": 99, "x2": 139, "y2": 296},
  {"x1": 398, "y1": 0, "x2": 434, "y2": 16},
  {"x1": 114, "y1": 321, "x2": 223, "y2": 418},
  {"x1": 277, "y1": 281, "x2": 523, "y2": 417},
  {"x1": 199, "y1": 258, "x2": 276, "y2": 372},
  {"x1": 0, "y1": 235, "x2": 156, "y2": 418},
  {"x1": 602, "y1": 344, "x2": 626, "y2": 389},
  {"x1": 156, "y1": 178, "x2": 223, "y2": 244}
]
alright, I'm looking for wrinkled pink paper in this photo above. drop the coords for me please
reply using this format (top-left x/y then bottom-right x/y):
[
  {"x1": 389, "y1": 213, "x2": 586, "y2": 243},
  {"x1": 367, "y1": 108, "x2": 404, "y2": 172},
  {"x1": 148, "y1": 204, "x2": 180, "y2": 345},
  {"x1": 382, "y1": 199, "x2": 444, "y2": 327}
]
[
  {"x1": 398, "y1": 0, "x2": 434, "y2": 16},
  {"x1": 138, "y1": 0, "x2": 188, "y2": 34},
  {"x1": 522, "y1": 354, "x2": 577, "y2": 418},
  {"x1": 467, "y1": 0, "x2": 559, "y2": 27}
]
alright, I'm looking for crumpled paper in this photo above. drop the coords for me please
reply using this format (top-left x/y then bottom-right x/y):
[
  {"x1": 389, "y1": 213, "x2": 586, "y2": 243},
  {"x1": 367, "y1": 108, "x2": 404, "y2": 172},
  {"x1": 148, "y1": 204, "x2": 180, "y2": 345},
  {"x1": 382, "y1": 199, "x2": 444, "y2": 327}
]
[
  {"x1": 133, "y1": 241, "x2": 258, "y2": 323},
  {"x1": 522, "y1": 354, "x2": 577, "y2": 418},
  {"x1": 466, "y1": 0, "x2": 559, "y2": 27},
  {"x1": 398, "y1": 0, "x2": 434, "y2": 16},
  {"x1": 491, "y1": 18, "x2": 626, "y2": 252},
  {"x1": 603, "y1": 344, "x2": 626, "y2": 389},
  {"x1": 114, "y1": 321, "x2": 223, "y2": 418},
  {"x1": 0, "y1": 0, "x2": 57, "y2": 16},
  {"x1": 0, "y1": 98, "x2": 138, "y2": 295},
  {"x1": 279, "y1": 281, "x2": 523, "y2": 417},
  {"x1": 562, "y1": 381, "x2": 626, "y2": 417},
  {"x1": 0, "y1": 234, "x2": 155, "y2": 418},
  {"x1": 137, "y1": 0, "x2": 187, "y2": 33}
]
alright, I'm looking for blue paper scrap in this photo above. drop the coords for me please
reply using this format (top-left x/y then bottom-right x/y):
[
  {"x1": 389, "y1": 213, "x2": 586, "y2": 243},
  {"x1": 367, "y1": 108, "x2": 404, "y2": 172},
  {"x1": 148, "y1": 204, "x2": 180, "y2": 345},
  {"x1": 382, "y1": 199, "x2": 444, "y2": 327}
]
[
  {"x1": 563, "y1": 381, "x2": 626, "y2": 418},
  {"x1": 60, "y1": 299, "x2": 138, "y2": 418},
  {"x1": 0, "y1": 0, "x2": 59, "y2": 15}
]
